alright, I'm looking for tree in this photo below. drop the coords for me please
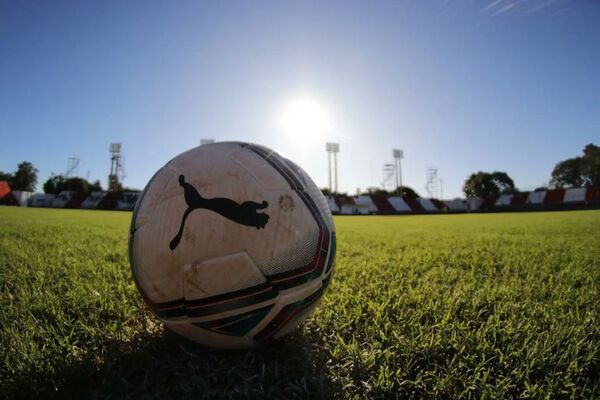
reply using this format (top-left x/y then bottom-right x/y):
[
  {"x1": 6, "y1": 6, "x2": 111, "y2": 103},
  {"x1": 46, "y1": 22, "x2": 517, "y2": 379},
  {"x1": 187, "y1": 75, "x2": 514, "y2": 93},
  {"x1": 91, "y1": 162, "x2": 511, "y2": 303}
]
[
  {"x1": 43, "y1": 175, "x2": 101, "y2": 195},
  {"x1": 363, "y1": 187, "x2": 389, "y2": 197},
  {"x1": 10, "y1": 161, "x2": 38, "y2": 191},
  {"x1": 90, "y1": 180, "x2": 103, "y2": 192},
  {"x1": 551, "y1": 143, "x2": 600, "y2": 187},
  {"x1": 463, "y1": 171, "x2": 515, "y2": 198},
  {"x1": 397, "y1": 186, "x2": 419, "y2": 199},
  {"x1": 0, "y1": 171, "x2": 13, "y2": 182}
]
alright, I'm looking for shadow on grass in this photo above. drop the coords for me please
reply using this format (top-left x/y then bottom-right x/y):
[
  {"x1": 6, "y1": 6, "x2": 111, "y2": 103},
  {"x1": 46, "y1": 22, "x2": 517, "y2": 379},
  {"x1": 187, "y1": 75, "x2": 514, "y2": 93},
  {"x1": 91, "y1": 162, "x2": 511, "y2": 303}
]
[{"x1": 8, "y1": 326, "x2": 337, "y2": 400}]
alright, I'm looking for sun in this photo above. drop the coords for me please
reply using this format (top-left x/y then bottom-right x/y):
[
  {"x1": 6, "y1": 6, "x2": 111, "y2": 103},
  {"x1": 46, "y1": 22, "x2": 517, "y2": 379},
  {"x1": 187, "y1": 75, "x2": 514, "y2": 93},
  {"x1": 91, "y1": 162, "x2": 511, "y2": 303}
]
[{"x1": 280, "y1": 97, "x2": 329, "y2": 140}]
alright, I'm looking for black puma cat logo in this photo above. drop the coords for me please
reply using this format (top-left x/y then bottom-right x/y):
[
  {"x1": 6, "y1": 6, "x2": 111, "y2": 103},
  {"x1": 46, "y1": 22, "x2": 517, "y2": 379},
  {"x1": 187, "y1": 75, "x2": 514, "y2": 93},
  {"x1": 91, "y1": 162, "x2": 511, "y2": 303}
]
[{"x1": 170, "y1": 175, "x2": 269, "y2": 250}]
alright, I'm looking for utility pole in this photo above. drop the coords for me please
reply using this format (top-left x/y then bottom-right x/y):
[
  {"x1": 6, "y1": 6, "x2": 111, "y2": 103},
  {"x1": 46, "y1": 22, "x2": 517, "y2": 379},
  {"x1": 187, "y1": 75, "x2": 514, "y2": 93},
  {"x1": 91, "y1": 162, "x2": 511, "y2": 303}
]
[
  {"x1": 393, "y1": 149, "x2": 404, "y2": 195},
  {"x1": 326, "y1": 142, "x2": 340, "y2": 193}
]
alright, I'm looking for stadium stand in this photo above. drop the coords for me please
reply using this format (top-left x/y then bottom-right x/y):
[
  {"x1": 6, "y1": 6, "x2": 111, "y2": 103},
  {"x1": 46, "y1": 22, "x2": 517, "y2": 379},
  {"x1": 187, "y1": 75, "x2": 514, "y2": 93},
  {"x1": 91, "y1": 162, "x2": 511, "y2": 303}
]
[
  {"x1": 430, "y1": 198, "x2": 446, "y2": 212},
  {"x1": 80, "y1": 191, "x2": 108, "y2": 209},
  {"x1": 354, "y1": 195, "x2": 378, "y2": 214},
  {"x1": 495, "y1": 194, "x2": 513, "y2": 207},
  {"x1": 12, "y1": 191, "x2": 32, "y2": 207},
  {"x1": 527, "y1": 191, "x2": 546, "y2": 205},
  {"x1": 388, "y1": 196, "x2": 412, "y2": 213},
  {"x1": 586, "y1": 187, "x2": 600, "y2": 204},
  {"x1": 97, "y1": 191, "x2": 123, "y2": 210},
  {"x1": 417, "y1": 198, "x2": 439, "y2": 212},
  {"x1": 338, "y1": 197, "x2": 356, "y2": 215},
  {"x1": 51, "y1": 191, "x2": 76, "y2": 208},
  {"x1": 467, "y1": 197, "x2": 484, "y2": 211},
  {"x1": 326, "y1": 196, "x2": 340, "y2": 214},
  {"x1": 371, "y1": 196, "x2": 395, "y2": 214},
  {"x1": 115, "y1": 191, "x2": 141, "y2": 211},
  {"x1": 563, "y1": 188, "x2": 586, "y2": 203},
  {"x1": 403, "y1": 197, "x2": 424, "y2": 212},
  {"x1": 444, "y1": 199, "x2": 468, "y2": 212},
  {"x1": 510, "y1": 192, "x2": 528, "y2": 206},
  {"x1": 29, "y1": 194, "x2": 56, "y2": 207},
  {"x1": 483, "y1": 195, "x2": 498, "y2": 210},
  {"x1": 544, "y1": 189, "x2": 565, "y2": 205}
]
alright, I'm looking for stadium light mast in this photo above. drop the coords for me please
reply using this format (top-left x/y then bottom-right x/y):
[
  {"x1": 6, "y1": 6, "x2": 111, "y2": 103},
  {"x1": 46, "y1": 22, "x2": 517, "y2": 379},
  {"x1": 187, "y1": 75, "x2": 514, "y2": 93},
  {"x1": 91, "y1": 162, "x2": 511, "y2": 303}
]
[
  {"x1": 65, "y1": 157, "x2": 80, "y2": 179},
  {"x1": 108, "y1": 143, "x2": 122, "y2": 191},
  {"x1": 393, "y1": 149, "x2": 404, "y2": 194},
  {"x1": 326, "y1": 142, "x2": 340, "y2": 193}
]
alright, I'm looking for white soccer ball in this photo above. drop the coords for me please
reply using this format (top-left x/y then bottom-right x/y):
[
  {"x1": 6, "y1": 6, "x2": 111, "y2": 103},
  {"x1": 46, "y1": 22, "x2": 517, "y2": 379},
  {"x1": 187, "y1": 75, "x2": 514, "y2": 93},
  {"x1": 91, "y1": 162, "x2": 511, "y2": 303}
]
[{"x1": 129, "y1": 142, "x2": 336, "y2": 348}]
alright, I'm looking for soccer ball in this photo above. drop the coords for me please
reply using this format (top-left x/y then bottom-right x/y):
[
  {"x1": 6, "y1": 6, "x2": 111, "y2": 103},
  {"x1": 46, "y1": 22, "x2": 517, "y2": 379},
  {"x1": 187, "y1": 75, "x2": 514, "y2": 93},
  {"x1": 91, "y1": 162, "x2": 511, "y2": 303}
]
[{"x1": 129, "y1": 142, "x2": 336, "y2": 348}]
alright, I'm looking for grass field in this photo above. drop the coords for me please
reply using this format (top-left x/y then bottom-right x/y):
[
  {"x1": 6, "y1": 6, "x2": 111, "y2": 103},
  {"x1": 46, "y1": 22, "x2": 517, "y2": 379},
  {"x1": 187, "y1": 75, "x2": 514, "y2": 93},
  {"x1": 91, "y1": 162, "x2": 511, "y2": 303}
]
[{"x1": 1, "y1": 207, "x2": 598, "y2": 399}]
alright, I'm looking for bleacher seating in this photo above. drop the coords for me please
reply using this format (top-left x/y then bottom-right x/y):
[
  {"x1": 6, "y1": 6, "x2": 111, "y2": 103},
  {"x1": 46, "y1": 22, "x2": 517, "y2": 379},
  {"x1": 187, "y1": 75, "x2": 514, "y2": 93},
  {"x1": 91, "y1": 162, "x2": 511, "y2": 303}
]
[
  {"x1": 338, "y1": 197, "x2": 356, "y2": 214},
  {"x1": 510, "y1": 192, "x2": 528, "y2": 206},
  {"x1": 586, "y1": 187, "x2": 600, "y2": 204},
  {"x1": 563, "y1": 188, "x2": 586, "y2": 203},
  {"x1": 444, "y1": 199, "x2": 468, "y2": 212},
  {"x1": 326, "y1": 196, "x2": 340, "y2": 213},
  {"x1": 11, "y1": 191, "x2": 31, "y2": 207},
  {"x1": 527, "y1": 191, "x2": 546, "y2": 205},
  {"x1": 430, "y1": 199, "x2": 446, "y2": 212},
  {"x1": 97, "y1": 191, "x2": 123, "y2": 210},
  {"x1": 354, "y1": 195, "x2": 378, "y2": 214},
  {"x1": 467, "y1": 197, "x2": 484, "y2": 211},
  {"x1": 495, "y1": 194, "x2": 513, "y2": 207},
  {"x1": 371, "y1": 196, "x2": 395, "y2": 214},
  {"x1": 51, "y1": 191, "x2": 76, "y2": 208},
  {"x1": 403, "y1": 197, "x2": 424, "y2": 212},
  {"x1": 544, "y1": 189, "x2": 564, "y2": 205},
  {"x1": 80, "y1": 191, "x2": 108, "y2": 209},
  {"x1": 29, "y1": 194, "x2": 56, "y2": 207},
  {"x1": 417, "y1": 198, "x2": 439, "y2": 212},
  {"x1": 115, "y1": 191, "x2": 141, "y2": 211},
  {"x1": 388, "y1": 196, "x2": 412, "y2": 213}
]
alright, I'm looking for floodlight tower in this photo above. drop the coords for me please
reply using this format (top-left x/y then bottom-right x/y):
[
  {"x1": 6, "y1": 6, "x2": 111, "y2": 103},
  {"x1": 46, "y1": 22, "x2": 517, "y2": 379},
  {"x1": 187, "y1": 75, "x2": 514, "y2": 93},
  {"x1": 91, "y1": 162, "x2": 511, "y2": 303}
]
[
  {"x1": 326, "y1": 142, "x2": 340, "y2": 193},
  {"x1": 65, "y1": 157, "x2": 80, "y2": 178},
  {"x1": 393, "y1": 149, "x2": 404, "y2": 194},
  {"x1": 108, "y1": 143, "x2": 122, "y2": 191},
  {"x1": 381, "y1": 163, "x2": 395, "y2": 191},
  {"x1": 200, "y1": 138, "x2": 215, "y2": 145},
  {"x1": 425, "y1": 167, "x2": 440, "y2": 198}
]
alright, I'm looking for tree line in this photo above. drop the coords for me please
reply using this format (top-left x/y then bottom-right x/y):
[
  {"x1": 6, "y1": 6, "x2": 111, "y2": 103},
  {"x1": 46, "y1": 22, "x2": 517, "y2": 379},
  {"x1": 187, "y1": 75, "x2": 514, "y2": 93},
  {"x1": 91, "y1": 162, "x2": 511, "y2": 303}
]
[
  {"x1": 463, "y1": 143, "x2": 599, "y2": 198},
  {"x1": 2, "y1": 143, "x2": 598, "y2": 198}
]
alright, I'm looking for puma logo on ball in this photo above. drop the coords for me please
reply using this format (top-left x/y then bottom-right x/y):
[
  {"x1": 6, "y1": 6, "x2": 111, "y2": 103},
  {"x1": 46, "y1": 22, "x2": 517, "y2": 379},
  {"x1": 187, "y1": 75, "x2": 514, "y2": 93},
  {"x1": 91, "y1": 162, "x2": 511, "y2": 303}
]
[{"x1": 170, "y1": 175, "x2": 270, "y2": 250}]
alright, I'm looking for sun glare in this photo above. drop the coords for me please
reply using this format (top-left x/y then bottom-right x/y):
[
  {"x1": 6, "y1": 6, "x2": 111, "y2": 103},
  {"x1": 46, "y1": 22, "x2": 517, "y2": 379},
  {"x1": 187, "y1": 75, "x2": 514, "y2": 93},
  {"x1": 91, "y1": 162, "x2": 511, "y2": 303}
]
[{"x1": 280, "y1": 97, "x2": 329, "y2": 140}]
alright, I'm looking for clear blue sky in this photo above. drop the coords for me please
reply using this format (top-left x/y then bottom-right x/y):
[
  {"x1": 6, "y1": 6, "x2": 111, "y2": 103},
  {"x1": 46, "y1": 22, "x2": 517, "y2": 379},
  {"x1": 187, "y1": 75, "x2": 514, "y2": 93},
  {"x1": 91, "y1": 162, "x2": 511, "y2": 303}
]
[{"x1": 1, "y1": 0, "x2": 599, "y2": 198}]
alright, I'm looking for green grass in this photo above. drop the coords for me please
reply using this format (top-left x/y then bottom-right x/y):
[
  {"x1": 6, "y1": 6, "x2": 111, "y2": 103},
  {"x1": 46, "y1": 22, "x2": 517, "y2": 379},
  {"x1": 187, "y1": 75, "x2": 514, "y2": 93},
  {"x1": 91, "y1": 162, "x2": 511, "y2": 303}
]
[{"x1": 1, "y1": 207, "x2": 598, "y2": 399}]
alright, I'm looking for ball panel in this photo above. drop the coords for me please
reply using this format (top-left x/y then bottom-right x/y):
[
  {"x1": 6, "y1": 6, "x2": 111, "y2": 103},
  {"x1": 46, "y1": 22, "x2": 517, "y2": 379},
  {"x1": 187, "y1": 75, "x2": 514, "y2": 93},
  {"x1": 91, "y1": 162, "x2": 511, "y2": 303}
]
[
  {"x1": 253, "y1": 276, "x2": 328, "y2": 343},
  {"x1": 131, "y1": 224, "x2": 183, "y2": 304},
  {"x1": 183, "y1": 251, "x2": 266, "y2": 301},
  {"x1": 132, "y1": 165, "x2": 177, "y2": 232},
  {"x1": 230, "y1": 146, "x2": 291, "y2": 191}
]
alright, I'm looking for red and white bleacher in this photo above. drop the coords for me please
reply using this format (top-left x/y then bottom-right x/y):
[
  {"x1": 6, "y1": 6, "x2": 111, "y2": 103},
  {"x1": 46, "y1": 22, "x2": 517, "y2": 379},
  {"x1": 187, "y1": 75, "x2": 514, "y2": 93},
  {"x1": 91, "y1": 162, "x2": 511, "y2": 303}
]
[
  {"x1": 115, "y1": 191, "x2": 141, "y2": 211},
  {"x1": 527, "y1": 191, "x2": 546, "y2": 205},
  {"x1": 388, "y1": 196, "x2": 412, "y2": 213},
  {"x1": 326, "y1": 196, "x2": 340, "y2": 213},
  {"x1": 495, "y1": 194, "x2": 513, "y2": 207},
  {"x1": 563, "y1": 187, "x2": 586, "y2": 203},
  {"x1": 417, "y1": 198, "x2": 439, "y2": 213},
  {"x1": 29, "y1": 194, "x2": 56, "y2": 207},
  {"x1": 80, "y1": 191, "x2": 108, "y2": 209},
  {"x1": 353, "y1": 195, "x2": 378, "y2": 214}
]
